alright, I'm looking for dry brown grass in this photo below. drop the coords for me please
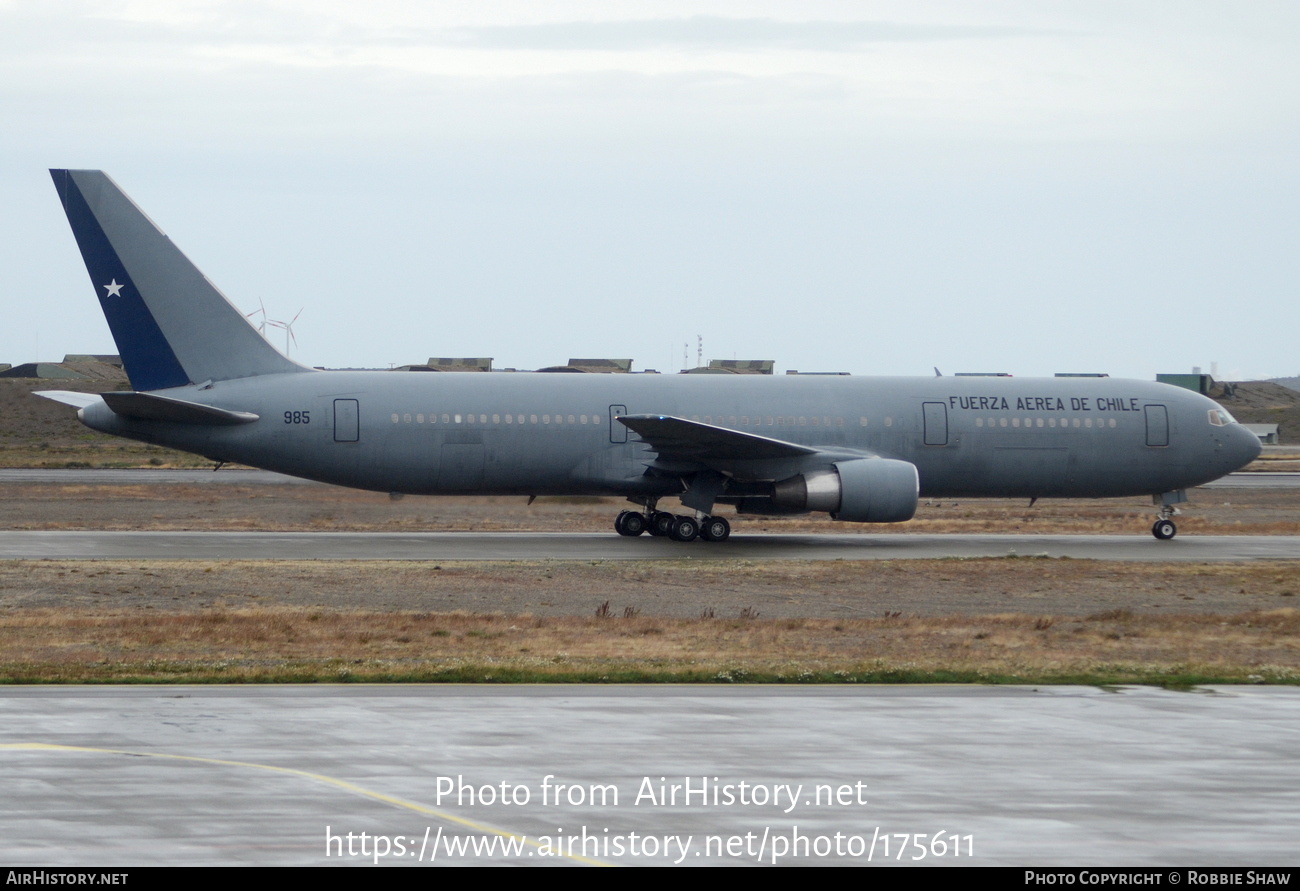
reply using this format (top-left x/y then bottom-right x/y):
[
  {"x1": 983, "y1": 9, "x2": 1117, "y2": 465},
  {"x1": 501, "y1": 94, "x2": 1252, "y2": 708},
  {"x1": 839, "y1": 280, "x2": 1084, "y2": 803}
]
[
  {"x1": 1, "y1": 606, "x2": 1296, "y2": 684},
  {"x1": 2, "y1": 558, "x2": 1299, "y2": 618},
  {"x1": 1, "y1": 558, "x2": 1298, "y2": 683}
]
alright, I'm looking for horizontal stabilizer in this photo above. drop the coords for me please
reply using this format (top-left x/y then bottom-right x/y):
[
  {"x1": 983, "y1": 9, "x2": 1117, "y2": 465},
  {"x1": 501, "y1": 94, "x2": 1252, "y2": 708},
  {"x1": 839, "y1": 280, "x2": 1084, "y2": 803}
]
[
  {"x1": 33, "y1": 390, "x2": 104, "y2": 410},
  {"x1": 619, "y1": 414, "x2": 819, "y2": 462},
  {"x1": 101, "y1": 391, "x2": 259, "y2": 426}
]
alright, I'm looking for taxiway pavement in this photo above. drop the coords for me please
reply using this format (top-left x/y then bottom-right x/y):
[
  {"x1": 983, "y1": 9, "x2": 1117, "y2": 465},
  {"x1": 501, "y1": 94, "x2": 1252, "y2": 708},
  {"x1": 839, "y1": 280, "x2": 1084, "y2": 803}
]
[{"x1": 2, "y1": 685, "x2": 1296, "y2": 866}]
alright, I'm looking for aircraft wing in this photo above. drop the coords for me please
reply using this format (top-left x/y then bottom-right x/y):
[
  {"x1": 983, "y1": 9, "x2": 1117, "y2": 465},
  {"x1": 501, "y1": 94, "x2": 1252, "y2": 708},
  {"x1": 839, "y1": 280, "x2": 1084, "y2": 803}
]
[{"x1": 618, "y1": 414, "x2": 819, "y2": 462}]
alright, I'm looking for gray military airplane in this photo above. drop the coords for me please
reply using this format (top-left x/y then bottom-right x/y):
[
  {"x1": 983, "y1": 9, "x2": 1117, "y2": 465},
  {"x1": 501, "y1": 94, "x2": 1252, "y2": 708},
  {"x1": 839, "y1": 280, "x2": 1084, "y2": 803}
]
[{"x1": 38, "y1": 169, "x2": 1261, "y2": 542}]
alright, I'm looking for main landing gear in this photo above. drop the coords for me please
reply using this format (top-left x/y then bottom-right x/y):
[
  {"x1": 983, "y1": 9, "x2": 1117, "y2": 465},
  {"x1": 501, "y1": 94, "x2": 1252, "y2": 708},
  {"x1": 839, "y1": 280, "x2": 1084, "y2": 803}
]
[{"x1": 614, "y1": 507, "x2": 731, "y2": 542}]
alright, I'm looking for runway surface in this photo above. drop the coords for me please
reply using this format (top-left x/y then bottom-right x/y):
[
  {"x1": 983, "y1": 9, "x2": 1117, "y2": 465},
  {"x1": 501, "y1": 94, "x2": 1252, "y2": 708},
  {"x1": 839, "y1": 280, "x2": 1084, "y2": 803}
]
[
  {"x1": 2, "y1": 685, "x2": 1296, "y2": 866},
  {"x1": 1, "y1": 530, "x2": 1297, "y2": 561}
]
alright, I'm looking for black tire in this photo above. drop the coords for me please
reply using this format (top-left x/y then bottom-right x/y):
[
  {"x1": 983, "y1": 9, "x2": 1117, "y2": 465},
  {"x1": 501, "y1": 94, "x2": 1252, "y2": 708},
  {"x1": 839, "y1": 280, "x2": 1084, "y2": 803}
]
[
  {"x1": 699, "y1": 515, "x2": 731, "y2": 542},
  {"x1": 668, "y1": 515, "x2": 699, "y2": 542},
  {"x1": 649, "y1": 511, "x2": 675, "y2": 537},
  {"x1": 1152, "y1": 519, "x2": 1176, "y2": 540},
  {"x1": 619, "y1": 511, "x2": 647, "y2": 537}
]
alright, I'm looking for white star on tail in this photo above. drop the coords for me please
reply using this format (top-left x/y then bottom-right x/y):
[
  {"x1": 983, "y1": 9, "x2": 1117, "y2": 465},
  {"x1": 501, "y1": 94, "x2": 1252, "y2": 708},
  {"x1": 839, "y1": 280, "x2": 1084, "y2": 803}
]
[{"x1": 103, "y1": 279, "x2": 124, "y2": 298}]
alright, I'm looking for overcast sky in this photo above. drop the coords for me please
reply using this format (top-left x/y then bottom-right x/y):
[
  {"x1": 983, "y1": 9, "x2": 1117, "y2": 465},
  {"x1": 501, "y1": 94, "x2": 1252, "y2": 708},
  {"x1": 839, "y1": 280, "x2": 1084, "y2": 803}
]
[{"x1": 4, "y1": 1, "x2": 1299, "y2": 380}]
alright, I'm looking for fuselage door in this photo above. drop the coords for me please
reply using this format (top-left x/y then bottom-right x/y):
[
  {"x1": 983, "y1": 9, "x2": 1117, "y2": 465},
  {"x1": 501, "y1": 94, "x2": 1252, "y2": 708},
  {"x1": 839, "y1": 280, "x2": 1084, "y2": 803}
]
[
  {"x1": 923, "y1": 401, "x2": 948, "y2": 446},
  {"x1": 610, "y1": 404, "x2": 628, "y2": 444},
  {"x1": 334, "y1": 398, "x2": 359, "y2": 442},
  {"x1": 1145, "y1": 404, "x2": 1169, "y2": 447}
]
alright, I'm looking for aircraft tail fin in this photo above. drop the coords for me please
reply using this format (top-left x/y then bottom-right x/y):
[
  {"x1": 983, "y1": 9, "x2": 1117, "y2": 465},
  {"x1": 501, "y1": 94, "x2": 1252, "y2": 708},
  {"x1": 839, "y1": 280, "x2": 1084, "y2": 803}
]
[{"x1": 50, "y1": 169, "x2": 310, "y2": 391}]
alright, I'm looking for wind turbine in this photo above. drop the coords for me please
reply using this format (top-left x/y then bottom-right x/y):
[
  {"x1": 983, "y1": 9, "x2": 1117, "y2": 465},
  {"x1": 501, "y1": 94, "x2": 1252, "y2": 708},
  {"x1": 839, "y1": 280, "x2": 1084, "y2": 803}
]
[
  {"x1": 267, "y1": 308, "x2": 304, "y2": 357},
  {"x1": 244, "y1": 297, "x2": 269, "y2": 335}
]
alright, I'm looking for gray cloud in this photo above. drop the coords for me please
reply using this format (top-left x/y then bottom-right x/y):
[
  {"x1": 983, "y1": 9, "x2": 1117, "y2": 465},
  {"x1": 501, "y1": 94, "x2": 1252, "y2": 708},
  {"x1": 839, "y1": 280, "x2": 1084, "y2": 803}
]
[{"x1": 433, "y1": 17, "x2": 1046, "y2": 53}]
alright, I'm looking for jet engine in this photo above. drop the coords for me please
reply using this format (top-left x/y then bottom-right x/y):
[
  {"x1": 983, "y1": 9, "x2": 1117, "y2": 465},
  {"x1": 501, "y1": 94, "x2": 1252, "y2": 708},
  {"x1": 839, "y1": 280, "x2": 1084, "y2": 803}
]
[{"x1": 764, "y1": 458, "x2": 919, "y2": 523}]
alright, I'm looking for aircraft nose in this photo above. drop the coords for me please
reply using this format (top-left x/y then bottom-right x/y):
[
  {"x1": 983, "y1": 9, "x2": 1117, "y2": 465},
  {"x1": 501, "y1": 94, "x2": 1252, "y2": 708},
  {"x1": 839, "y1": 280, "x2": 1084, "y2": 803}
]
[{"x1": 1228, "y1": 423, "x2": 1263, "y2": 470}]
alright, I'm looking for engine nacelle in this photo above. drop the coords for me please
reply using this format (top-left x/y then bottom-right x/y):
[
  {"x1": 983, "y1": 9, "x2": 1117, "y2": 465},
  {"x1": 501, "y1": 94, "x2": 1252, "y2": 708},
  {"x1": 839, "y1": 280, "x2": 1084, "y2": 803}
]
[{"x1": 768, "y1": 459, "x2": 918, "y2": 523}]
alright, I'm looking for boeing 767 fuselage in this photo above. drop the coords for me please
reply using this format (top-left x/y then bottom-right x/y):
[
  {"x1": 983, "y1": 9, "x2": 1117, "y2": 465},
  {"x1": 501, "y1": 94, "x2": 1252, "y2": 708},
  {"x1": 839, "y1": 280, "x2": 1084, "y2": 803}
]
[{"x1": 39, "y1": 170, "x2": 1261, "y2": 543}]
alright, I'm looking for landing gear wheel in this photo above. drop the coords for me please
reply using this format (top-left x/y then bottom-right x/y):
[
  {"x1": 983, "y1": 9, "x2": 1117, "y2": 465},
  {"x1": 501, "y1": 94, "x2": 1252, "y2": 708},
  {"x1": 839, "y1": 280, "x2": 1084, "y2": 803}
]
[
  {"x1": 699, "y1": 515, "x2": 731, "y2": 542},
  {"x1": 649, "y1": 511, "x2": 675, "y2": 537},
  {"x1": 615, "y1": 510, "x2": 646, "y2": 536},
  {"x1": 1152, "y1": 519, "x2": 1177, "y2": 540},
  {"x1": 668, "y1": 515, "x2": 700, "y2": 542}
]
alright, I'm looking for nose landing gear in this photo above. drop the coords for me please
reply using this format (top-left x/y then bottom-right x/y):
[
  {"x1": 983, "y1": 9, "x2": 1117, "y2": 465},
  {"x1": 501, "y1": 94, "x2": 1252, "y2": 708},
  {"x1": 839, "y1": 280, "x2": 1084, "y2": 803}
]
[
  {"x1": 1151, "y1": 517, "x2": 1177, "y2": 540},
  {"x1": 1151, "y1": 490, "x2": 1185, "y2": 540},
  {"x1": 1151, "y1": 504, "x2": 1180, "y2": 540}
]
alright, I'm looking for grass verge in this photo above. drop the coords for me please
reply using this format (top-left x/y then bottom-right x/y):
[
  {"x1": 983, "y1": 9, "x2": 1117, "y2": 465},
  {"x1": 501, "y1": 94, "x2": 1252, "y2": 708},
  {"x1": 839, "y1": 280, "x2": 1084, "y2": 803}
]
[{"x1": 1, "y1": 607, "x2": 1296, "y2": 686}]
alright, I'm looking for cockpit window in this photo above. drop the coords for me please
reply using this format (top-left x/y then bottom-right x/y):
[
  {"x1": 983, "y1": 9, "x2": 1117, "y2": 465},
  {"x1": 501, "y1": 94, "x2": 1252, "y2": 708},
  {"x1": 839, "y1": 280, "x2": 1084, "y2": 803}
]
[{"x1": 1208, "y1": 409, "x2": 1237, "y2": 427}]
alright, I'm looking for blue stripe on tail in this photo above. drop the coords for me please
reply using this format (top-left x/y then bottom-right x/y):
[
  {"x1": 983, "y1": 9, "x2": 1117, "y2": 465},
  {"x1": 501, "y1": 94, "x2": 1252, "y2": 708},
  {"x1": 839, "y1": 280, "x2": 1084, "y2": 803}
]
[{"x1": 51, "y1": 169, "x2": 189, "y2": 391}]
